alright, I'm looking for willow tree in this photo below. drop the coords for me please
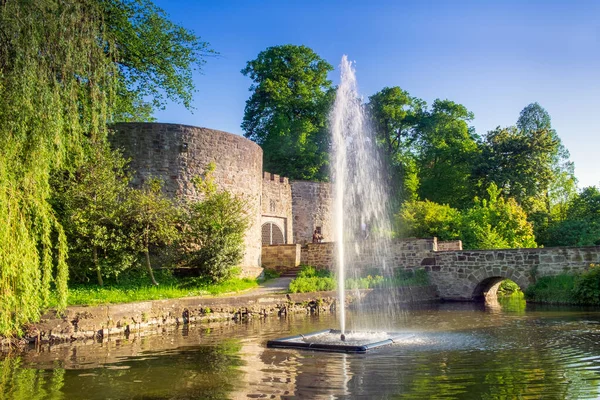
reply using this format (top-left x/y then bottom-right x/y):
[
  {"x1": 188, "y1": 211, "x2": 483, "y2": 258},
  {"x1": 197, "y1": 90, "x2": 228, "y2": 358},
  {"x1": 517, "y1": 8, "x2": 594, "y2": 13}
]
[{"x1": 0, "y1": 0, "x2": 117, "y2": 335}]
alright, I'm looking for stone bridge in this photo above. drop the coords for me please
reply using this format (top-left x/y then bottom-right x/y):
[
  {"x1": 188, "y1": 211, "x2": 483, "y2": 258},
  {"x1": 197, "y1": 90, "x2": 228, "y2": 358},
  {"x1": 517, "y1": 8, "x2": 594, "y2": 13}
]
[
  {"x1": 427, "y1": 246, "x2": 600, "y2": 300},
  {"x1": 274, "y1": 238, "x2": 600, "y2": 301}
]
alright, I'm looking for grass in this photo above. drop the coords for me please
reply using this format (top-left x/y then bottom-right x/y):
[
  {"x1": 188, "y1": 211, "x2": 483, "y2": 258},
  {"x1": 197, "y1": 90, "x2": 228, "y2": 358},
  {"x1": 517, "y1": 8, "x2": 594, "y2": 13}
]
[
  {"x1": 288, "y1": 265, "x2": 430, "y2": 293},
  {"x1": 49, "y1": 270, "x2": 260, "y2": 307},
  {"x1": 525, "y1": 273, "x2": 576, "y2": 304}
]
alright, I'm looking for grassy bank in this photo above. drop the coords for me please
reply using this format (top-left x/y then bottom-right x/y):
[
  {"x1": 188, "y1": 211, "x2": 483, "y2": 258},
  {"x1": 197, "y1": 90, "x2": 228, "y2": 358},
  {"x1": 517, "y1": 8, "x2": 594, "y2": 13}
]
[
  {"x1": 49, "y1": 270, "x2": 261, "y2": 307},
  {"x1": 289, "y1": 265, "x2": 429, "y2": 293},
  {"x1": 525, "y1": 267, "x2": 600, "y2": 305}
]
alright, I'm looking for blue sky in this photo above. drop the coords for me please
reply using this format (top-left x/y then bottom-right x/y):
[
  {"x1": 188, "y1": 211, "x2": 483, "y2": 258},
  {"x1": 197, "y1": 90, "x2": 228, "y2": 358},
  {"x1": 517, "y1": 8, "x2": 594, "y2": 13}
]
[{"x1": 153, "y1": 0, "x2": 599, "y2": 188}]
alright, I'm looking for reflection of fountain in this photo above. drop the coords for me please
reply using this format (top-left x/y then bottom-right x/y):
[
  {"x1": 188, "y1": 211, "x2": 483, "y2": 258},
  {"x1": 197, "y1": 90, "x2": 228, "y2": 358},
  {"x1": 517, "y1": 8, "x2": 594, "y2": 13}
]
[{"x1": 268, "y1": 56, "x2": 403, "y2": 352}]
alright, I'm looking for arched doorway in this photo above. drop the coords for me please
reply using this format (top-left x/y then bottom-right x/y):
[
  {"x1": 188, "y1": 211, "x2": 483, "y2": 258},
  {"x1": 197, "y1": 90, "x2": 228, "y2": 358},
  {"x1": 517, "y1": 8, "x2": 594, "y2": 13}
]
[{"x1": 262, "y1": 222, "x2": 284, "y2": 245}]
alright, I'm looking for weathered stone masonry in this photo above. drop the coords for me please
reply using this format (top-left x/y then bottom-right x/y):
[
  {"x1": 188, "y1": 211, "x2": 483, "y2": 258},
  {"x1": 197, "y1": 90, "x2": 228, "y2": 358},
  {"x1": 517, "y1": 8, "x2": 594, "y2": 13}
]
[
  {"x1": 300, "y1": 239, "x2": 600, "y2": 301},
  {"x1": 111, "y1": 123, "x2": 264, "y2": 267}
]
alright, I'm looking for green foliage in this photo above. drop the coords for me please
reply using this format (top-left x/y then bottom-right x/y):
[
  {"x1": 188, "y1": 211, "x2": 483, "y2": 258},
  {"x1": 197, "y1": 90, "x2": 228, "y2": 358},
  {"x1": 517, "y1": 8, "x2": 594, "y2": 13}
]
[
  {"x1": 241, "y1": 45, "x2": 333, "y2": 180},
  {"x1": 262, "y1": 268, "x2": 281, "y2": 281},
  {"x1": 461, "y1": 184, "x2": 537, "y2": 249},
  {"x1": 368, "y1": 86, "x2": 425, "y2": 202},
  {"x1": 525, "y1": 274, "x2": 576, "y2": 304},
  {"x1": 100, "y1": 0, "x2": 215, "y2": 120},
  {"x1": 394, "y1": 268, "x2": 430, "y2": 286},
  {"x1": 414, "y1": 100, "x2": 480, "y2": 209},
  {"x1": 0, "y1": 0, "x2": 117, "y2": 336},
  {"x1": 181, "y1": 163, "x2": 250, "y2": 283},
  {"x1": 289, "y1": 276, "x2": 337, "y2": 293},
  {"x1": 289, "y1": 266, "x2": 429, "y2": 293},
  {"x1": 297, "y1": 265, "x2": 332, "y2": 278},
  {"x1": 497, "y1": 280, "x2": 521, "y2": 296},
  {"x1": 542, "y1": 186, "x2": 600, "y2": 247},
  {"x1": 289, "y1": 265, "x2": 335, "y2": 293},
  {"x1": 395, "y1": 186, "x2": 535, "y2": 250},
  {"x1": 126, "y1": 177, "x2": 181, "y2": 285},
  {"x1": 396, "y1": 200, "x2": 462, "y2": 240},
  {"x1": 49, "y1": 268, "x2": 258, "y2": 307},
  {"x1": 52, "y1": 143, "x2": 134, "y2": 286},
  {"x1": 572, "y1": 267, "x2": 600, "y2": 305}
]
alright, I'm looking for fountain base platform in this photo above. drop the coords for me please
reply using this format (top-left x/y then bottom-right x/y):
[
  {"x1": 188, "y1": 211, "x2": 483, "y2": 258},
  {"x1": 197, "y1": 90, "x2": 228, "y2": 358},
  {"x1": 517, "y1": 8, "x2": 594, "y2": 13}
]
[{"x1": 267, "y1": 329, "x2": 412, "y2": 354}]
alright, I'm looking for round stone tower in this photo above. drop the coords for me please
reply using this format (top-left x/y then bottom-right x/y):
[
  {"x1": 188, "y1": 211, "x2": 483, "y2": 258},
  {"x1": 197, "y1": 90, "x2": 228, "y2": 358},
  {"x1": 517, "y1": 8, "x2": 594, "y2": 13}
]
[{"x1": 111, "y1": 122, "x2": 263, "y2": 267}]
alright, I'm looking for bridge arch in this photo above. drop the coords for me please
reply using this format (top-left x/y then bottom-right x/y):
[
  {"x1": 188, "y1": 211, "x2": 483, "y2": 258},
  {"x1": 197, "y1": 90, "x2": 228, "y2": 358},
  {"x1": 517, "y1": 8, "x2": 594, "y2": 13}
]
[{"x1": 468, "y1": 268, "x2": 530, "y2": 301}]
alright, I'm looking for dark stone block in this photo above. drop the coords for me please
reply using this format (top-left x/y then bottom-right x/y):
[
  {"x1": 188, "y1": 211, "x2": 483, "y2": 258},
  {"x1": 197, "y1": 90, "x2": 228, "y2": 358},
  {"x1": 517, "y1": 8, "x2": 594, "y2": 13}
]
[{"x1": 420, "y1": 257, "x2": 436, "y2": 266}]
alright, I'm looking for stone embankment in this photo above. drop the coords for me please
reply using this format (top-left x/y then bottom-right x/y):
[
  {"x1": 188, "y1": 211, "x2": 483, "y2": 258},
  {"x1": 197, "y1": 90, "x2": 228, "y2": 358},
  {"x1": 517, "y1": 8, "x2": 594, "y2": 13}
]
[{"x1": 10, "y1": 286, "x2": 438, "y2": 346}]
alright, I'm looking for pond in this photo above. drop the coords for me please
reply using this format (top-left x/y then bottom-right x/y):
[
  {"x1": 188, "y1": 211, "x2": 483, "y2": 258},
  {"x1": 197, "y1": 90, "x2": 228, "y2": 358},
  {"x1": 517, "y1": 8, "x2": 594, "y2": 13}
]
[{"x1": 2, "y1": 297, "x2": 600, "y2": 399}]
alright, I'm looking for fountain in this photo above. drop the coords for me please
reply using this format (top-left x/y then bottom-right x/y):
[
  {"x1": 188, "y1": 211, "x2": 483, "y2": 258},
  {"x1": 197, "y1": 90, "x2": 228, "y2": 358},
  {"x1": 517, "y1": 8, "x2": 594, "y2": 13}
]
[{"x1": 268, "y1": 56, "x2": 410, "y2": 353}]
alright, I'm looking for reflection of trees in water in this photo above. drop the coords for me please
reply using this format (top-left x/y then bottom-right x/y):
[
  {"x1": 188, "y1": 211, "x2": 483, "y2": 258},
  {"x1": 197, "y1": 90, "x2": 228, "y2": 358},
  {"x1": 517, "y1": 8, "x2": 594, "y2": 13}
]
[
  {"x1": 0, "y1": 357, "x2": 65, "y2": 400},
  {"x1": 1, "y1": 340, "x2": 243, "y2": 400}
]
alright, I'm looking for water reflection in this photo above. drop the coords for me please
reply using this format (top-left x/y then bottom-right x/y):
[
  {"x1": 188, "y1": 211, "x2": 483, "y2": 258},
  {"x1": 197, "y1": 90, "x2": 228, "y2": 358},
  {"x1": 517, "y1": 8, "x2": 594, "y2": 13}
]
[{"x1": 2, "y1": 304, "x2": 600, "y2": 399}]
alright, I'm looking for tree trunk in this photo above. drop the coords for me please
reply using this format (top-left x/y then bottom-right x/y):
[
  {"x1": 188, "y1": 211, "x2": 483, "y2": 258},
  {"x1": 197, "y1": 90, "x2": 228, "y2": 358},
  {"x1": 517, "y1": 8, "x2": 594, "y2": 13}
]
[
  {"x1": 94, "y1": 246, "x2": 103, "y2": 287},
  {"x1": 145, "y1": 248, "x2": 159, "y2": 286}
]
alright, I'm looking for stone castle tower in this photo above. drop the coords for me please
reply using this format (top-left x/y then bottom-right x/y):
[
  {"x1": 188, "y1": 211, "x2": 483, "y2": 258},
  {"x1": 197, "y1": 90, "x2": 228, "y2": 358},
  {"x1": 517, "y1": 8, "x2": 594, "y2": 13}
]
[{"x1": 111, "y1": 122, "x2": 333, "y2": 267}]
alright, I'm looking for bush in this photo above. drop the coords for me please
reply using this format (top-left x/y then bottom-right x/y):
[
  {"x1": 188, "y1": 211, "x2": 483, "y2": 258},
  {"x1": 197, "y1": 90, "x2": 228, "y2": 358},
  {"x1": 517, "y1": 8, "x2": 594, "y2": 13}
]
[
  {"x1": 262, "y1": 268, "x2": 281, "y2": 280},
  {"x1": 180, "y1": 163, "x2": 250, "y2": 283},
  {"x1": 497, "y1": 280, "x2": 521, "y2": 296},
  {"x1": 289, "y1": 276, "x2": 336, "y2": 293},
  {"x1": 525, "y1": 274, "x2": 576, "y2": 304},
  {"x1": 289, "y1": 265, "x2": 335, "y2": 293},
  {"x1": 572, "y1": 267, "x2": 600, "y2": 305},
  {"x1": 297, "y1": 265, "x2": 332, "y2": 278}
]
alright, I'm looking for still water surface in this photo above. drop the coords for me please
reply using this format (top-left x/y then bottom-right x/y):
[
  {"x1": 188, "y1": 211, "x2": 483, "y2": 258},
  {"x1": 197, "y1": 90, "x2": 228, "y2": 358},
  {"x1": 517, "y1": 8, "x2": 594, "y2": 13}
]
[{"x1": 2, "y1": 298, "x2": 600, "y2": 399}]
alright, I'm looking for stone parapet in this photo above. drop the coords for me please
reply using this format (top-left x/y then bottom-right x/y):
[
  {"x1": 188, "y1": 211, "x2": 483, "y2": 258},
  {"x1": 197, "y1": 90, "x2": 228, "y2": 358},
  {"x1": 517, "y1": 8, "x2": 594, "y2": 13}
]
[
  {"x1": 436, "y1": 240, "x2": 463, "y2": 251},
  {"x1": 291, "y1": 181, "x2": 333, "y2": 245},
  {"x1": 261, "y1": 244, "x2": 301, "y2": 270}
]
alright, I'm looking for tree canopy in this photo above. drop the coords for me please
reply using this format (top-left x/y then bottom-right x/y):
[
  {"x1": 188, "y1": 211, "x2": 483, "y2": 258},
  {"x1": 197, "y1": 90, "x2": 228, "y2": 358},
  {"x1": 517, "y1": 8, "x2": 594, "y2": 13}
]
[
  {"x1": 241, "y1": 44, "x2": 334, "y2": 180},
  {"x1": 0, "y1": 0, "x2": 213, "y2": 336},
  {"x1": 101, "y1": 0, "x2": 214, "y2": 121}
]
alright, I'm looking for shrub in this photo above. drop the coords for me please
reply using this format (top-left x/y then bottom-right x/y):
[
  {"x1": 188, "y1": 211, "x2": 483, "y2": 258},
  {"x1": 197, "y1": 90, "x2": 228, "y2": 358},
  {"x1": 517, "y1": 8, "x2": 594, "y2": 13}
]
[
  {"x1": 262, "y1": 268, "x2": 281, "y2": 280},
  {"x1": 180, "y1": 163, "x2": 249, "y2": 283},
  {"x1": 572, "y1": 267, "x2": 600, "y2": 305},
  {"x1": 289, "y1": 276, "x2": 336, "y2": 293},
  {"x1": 497, "y1": 280, "x2": 521, "y2": 296},
  {"x1": 525, "y1": 274, "x2": 576, "y2": 304}
]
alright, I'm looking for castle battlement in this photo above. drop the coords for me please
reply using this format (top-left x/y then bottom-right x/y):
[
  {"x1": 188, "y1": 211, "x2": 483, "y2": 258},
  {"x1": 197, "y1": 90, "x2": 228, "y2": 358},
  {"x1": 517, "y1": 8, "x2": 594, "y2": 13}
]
[{"x1": 263, "y1": 171, "x2": 289, "y2": 185}]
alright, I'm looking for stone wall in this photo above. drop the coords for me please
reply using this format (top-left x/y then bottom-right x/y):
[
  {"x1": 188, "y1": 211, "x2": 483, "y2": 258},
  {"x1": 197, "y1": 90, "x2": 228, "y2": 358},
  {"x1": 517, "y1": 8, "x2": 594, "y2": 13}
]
[
  {"x1": 110, "y1": 123, "x2": 263, "y2": 267},
  {"x1": 437, "y1": 240, "x2": 463, "y2": 251},
  {"x1": 261, "y1": 244, "x2": 301, "y2": 270},
  {"x1": 22, "y1": 286, "x2": 438, "y2": 344},
  {"x1": 261, "y1": 172, "x2": 293, "y2": 244},
  {"x1": 301, "y1": 238, "x2": 437, "y2": 271},
  {"x1": 291, "y1": 181, "x2": 334, "y2": 244},
  {"x1": 429, "y1": 246, "x2": 600, "y2": 300},
  {"x1": 298, "y1": 238, "x2": 600, "y2": 301}
]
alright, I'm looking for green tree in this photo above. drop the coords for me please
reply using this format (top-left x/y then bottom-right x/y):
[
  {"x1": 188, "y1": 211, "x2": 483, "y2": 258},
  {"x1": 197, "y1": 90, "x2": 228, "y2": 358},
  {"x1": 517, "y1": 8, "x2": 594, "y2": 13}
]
[
  {"x1": 395, "y1": 200, "x2": 462, "y2": 241},
  {"x1": 241, "y1": 45, "x2": 333, "y2": 180},
  {"x1": 0, "y1": 0, "x2": 117, "y2": 335},
  {"x1": 181, "y1": 164, "x2": 250, "y2": 282},
  {"x1": 543, "y1": 186, "x2": 600, "y2": 246},
  {"x1": 53, "y1": 144, "x2": 133, "y2": 286},
  {"x1": 461, "y1": 184, "x2": 537, "y2": 249},
  {"x1": 101, "y1": 0, "x2": 215, "y2": 120},
  {"x1": 474, "y1": 103, "x2": 574, "y2": 217},
  {"x1": 414, "y1": 99, "x2": 480, "y2": 209},
  {"x1": 368, "y1": 86, "x2": 425, "y2": 202},
  {"x1": 126, "y1": 178, "x2": 181, "y2": 285},
  {"x1": 0, "y1": 0, "x2": 213, "y2": 335}
]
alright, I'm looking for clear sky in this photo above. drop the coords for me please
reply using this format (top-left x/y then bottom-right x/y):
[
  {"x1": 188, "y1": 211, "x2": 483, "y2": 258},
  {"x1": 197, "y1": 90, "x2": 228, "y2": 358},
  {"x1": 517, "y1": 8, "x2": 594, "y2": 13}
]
[{"x1": 153, "y1": 0, "x2": 599, "y2": 189}]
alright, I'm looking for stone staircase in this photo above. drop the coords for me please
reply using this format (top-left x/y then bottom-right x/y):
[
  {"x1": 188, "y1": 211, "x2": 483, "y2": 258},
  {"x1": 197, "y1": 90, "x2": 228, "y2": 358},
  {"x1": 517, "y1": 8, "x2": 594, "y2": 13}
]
[{"x1": 280, "y1": 266, "x2": 302, "y2": 278}]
